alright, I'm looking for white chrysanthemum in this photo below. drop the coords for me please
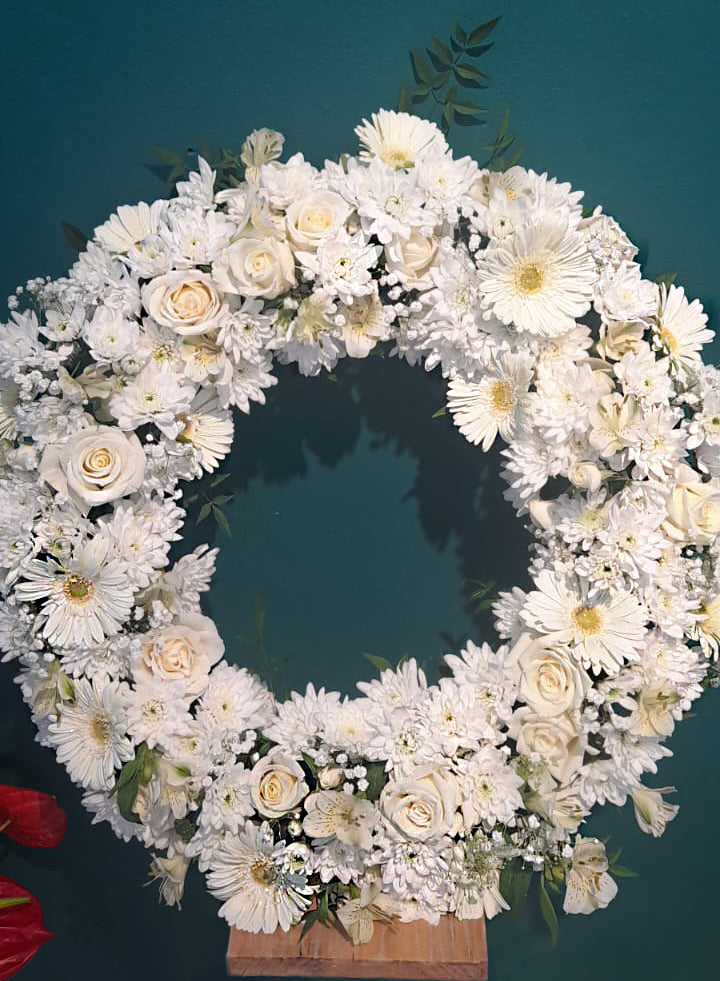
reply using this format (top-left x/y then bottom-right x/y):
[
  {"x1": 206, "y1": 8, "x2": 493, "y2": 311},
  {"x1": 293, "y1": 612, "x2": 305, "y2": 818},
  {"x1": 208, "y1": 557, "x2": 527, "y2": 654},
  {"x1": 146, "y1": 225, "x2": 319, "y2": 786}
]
[
  {"x1": 178, "y1": 390, "x2": 234, "y2": 471},
  {"x1": 323, "y1": 697, "x2": 382, "y2": 755},
  {"x1": 110, "y1": 362, "x2": 196, "y2": 437},
  {"x1": 15, "y1": 538, "x2": 135, "y2": 648},
  {"x1": 96, "y1": 499, "x2": 182, "y2": 591},
  {"x1": 521, "y1": 569, "x2": 647, "y2": 674},
  {"x1": 444, "y1": 640, "x2": 517, "y2": 728},
  {"x1": 355, "y1": 110, "x2": 447, "y2": 169},
  {"x1": 48, "y1": 676, "x2": 133, "y2": 790},
  {"x1": 478, "y1": 219, "x2": 596, "y2": 336},
  {"x1": 457, "y1": 746, "x2": 524, "y2": 829},
  {"x1": 200, "y1": 663, "x2": 273, "y2": 737},
  {"x1": 84, "y1": 306, "x2": 140, "y2": 363},
  {"x1": 447, "y1": 351, "x2": 534, "y2": 450},
  {"x1": 357, "y1": 658, "x2": 428, "y2": 708},
  {"x1": 125, "y1": 678, "x2": 191, "y2": 750},
  {"x1": 206, "y1": 823, "x2": 312, "y2": 933},
  {"x1": 653, "y1": 283, "x2": 713, "y2": 373},
  {"x1": 95, "y1": 200, "x2": 166, "y2": 254},
  {"x1": 200, "y1": 762, "x2": 253, "y2": 833}
]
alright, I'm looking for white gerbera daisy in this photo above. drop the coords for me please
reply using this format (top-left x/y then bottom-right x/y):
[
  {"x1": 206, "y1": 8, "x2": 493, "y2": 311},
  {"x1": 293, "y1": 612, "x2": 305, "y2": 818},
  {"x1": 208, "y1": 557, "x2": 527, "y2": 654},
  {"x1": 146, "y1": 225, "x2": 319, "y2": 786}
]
[
  {"x1": 355, "y1": 110, "x2": 447, "y2": 169},
  {"x1": 178, "y1": 390, "x2": 234, "y2": 471},
  {"x1": 653, "y1": 283, "x2": 714, "y2": 373},
  {"x1": 521, "y1": 569, "x2": 646, "y2": 674},
  {"x1": 15, "y1": 538, "x2": 135, "y2": 648},
  {"x1": 447, "y1": 351, "x2": 534, "y2": 450},
  {"x1": 206, "y1": 822, "x2": 312, "y2": 933},
  {"x1": 478, "y1": 219, "x2": 596, "y2": 336},
  {"x1": 94, "y1": 200, "x2": 166, "y2": 254},
  {"x1": 47, "y1": 676, "x2": 133, "y2": 790},
  {"x1": 0, "y1": 379, "x2": 19, "y2": 440}
]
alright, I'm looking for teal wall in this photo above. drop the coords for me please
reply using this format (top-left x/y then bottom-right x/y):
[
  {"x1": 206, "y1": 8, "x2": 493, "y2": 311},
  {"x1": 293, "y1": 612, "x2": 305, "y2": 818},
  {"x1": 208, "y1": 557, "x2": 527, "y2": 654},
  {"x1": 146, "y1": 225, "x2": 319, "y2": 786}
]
[{"x1": 1, "y1": 1, "x2": 719, "y2": 979}]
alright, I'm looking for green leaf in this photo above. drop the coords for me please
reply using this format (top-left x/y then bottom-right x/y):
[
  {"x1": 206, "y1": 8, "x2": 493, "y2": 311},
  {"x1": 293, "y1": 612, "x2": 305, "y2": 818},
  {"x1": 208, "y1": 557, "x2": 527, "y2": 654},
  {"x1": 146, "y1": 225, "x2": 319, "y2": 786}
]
[
  {"x1": 211, "y1": 472, "x2": 231, "y2": 487},
  {"x1": 453, "y1": 24, "x2": 467, "y2": 45},
  {"x1": 609, "y1": 865, "x2": 638, "y2": 878},
  {"x1": 454, "y1": 62, "x2": 489, "y2": 82},
  {"x1": 212, "y1": 505, "x2": 231, "y2": 537},
  {"x1": 318, "y1": 889, "x2": 330, "y2": 921},
  {"x1": 410, "y1": 49, "x2": 433, "y2": 84},
  {"x1": 211, "y1": 494, "x2": 234, "y2": 507},
  {"x1": 468, "y1": 17, "x2": 501, "y2": 45},
  {"x1": 363, "y1": 761, "x2": 388, "y2": 802},
  {"x1": 197, "y1": 502, "x2": 212, "y2": 523},
  {"x1": 432, "y1": 406, "x2": 447, "y2": 418},
  {"x1": 607, "y1": 847, "x2": 622, "y2": 866},
  {"x1": 301, "y1": 751, "x2": 319, "y2": 775},
  {"x1": 450, "y1": 99, "x2": 486, "y2": 116},
  {"x1": 174, "y1": 817, "x2": 197, "y2": 844},
  {"x1": 61, "y1": 222, "x2": 89, "y2": 253},
  {"x1": 499, "y1": 863, "x2": 532, "y2": 917},
  {"x1": 431, "y1": 37, "x2": 453, "y2": 65},
  {"x1": 398, "y1": 84, "x2": 413, "y2": 113},
  {"x1": 538, "y1": 876, "x2": 559, "y2": 947},
  {"x1": 363, "y1": 653, "x2": 393, "y2": 673},
  {"x1": 299, "y1": 910, "x2": 323, "y2": 941},
  {"x1": 442, "y1": 103, "x2": 455, "y2": 129},
  {"x1": 654, "y1": 271, "x2": 677, "y2": 286}
]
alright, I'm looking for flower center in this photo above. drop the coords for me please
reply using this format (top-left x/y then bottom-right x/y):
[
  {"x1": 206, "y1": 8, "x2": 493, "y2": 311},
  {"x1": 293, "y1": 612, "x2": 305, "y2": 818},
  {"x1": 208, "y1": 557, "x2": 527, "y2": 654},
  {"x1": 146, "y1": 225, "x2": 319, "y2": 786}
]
[
  {"x1": 516, "y1": 262, "x2": 545, "y2": 294},
  {"x1": 63, "y1": 573, "x2": 93, "y2": 602},
  {"x1": 250, "y1": 858, "x2": 278, "y2": 887},
  {"x1": 380, "y1": 148, "x2": 413, "y2": 170},
  {"x1": 573, "y1": 604, "x2": 603, "y2": 634},
  {"x1": 91, "y1": 713, "x2": 111, "y2": 744},
  {"x1": 490, "y1": 379, "x2": 513, "y2": 413}
]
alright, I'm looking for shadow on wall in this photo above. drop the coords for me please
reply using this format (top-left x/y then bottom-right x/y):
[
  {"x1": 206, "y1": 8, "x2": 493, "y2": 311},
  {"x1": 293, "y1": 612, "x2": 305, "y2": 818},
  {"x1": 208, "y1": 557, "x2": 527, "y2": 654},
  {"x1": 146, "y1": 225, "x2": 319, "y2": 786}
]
[{"x1": 181, "y1": 350, "x2": 532, "y2": 669}]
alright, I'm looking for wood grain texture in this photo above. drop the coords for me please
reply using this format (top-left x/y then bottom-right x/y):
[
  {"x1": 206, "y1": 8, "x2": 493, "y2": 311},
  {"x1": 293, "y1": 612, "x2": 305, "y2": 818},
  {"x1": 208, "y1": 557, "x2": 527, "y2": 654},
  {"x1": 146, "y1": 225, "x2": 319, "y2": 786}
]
[{"x1": 227, "y1": 914, "x2": 488, "y2": 979}]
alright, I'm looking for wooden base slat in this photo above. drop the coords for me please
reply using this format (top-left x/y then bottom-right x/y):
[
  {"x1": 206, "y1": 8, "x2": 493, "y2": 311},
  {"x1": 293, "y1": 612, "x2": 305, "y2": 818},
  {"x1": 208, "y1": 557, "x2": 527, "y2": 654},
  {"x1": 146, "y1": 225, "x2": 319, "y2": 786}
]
[{"x1": 227, "y1": 914, "x2": 487, "y2": 979}]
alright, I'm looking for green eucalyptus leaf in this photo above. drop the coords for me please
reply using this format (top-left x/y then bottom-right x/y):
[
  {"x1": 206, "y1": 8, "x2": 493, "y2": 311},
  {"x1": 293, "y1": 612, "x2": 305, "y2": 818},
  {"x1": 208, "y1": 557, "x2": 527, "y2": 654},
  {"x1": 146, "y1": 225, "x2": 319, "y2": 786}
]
[
  {"x1": 432, "y1": 406, "x2": 447, "y2": 418},
  {"x1": 363, "y1": 653, "x2": 393, "y2": 673},
  {"x1": 538, "y1": 876, "x2": 559, "y2": 947},
  {"x1": 431, "y1": 37, "x2": 453, "y2": 65},
  {"x1": 455, "y1": 62, "x2": 489, "y2": 81},
  {"x1": 197, "y1": 502, "x2": 212, "y2": 523},
  {"x1": 410, "y1": 49, "x2": 433, "y2": 84},
  {"x1": 61, "y1": 222, "x2": 89, "y2": 253},
  {"x1": 212, "y1": 505, "x2": 231, "y2": 537},
  {"x1": 453, "y1": 23, "x2": 467, "y2": 45},
  {"x1": 468, "y1": 17, "x2": 501, "y2": 46},
  {"x1": 398, "y1": 84, "x2": 413, "y2": 113}
]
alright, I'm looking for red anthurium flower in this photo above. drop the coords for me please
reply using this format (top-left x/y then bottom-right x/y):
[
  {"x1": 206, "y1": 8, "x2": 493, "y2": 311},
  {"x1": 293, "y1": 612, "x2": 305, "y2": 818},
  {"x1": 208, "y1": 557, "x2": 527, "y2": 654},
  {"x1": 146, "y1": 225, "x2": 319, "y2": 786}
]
[
  {"x1": 0, "y1": 877, "x2": 52, "y2": 980},
  {"x1": 0, "y1": 786, "x2": 66, "y2": 849}
]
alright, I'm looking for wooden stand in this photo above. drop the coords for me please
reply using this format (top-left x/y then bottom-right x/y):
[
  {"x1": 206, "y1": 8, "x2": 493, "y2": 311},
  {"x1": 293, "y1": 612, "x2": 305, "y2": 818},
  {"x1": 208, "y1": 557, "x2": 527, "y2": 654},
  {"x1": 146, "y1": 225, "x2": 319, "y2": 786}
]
[{"x1": 227, "y1": 914, "x2": 488, "y2": 979}]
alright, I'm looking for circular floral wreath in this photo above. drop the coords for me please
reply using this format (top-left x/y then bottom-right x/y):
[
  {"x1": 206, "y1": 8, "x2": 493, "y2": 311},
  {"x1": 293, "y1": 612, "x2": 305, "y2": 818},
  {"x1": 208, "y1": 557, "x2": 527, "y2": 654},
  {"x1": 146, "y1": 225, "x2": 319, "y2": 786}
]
[{"x1": 2, "y1": 109, "x2": 719, "y2": 944}]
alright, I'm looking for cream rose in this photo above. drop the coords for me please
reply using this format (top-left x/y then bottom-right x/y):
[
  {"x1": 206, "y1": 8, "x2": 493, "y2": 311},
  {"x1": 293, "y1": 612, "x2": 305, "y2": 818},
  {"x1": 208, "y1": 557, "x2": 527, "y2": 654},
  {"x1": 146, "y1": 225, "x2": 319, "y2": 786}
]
[
  {"x1": 135, "y1": 612, "x2": 224, "y2": 695},
  {"x1": 510, "y1": 707, "x2": 585, "y2": 784},
  {"x1": 517, "y1": 641, "x2": 590, "y2": 718},
  {"x1": 286, "y1": 190, "x2": 351, "y2": 251},
  {"x1": 663, "y1": 464, "x2": 720, "y2": 545},
  {"x1": 385, "y1": 230, "x2": 439, "y2": 290},
  {"x1": 40, "y1": 424, "x2": 146, "y2": 512},
  {"x1": 142, "y1": 270, "x2": 223, "y2": 335},
  {"x1": 567, "y1": 461, "x2": 603, "y2": 493},
  {"x1": 213, "y1": 235, "x2": 295, "y2": 299},
  {"x1": 250, "y1": 749, "x2": 309, "y2": 818},
  {"x1": 380, "y1": 765, "x2": 460, "y2": 840}
]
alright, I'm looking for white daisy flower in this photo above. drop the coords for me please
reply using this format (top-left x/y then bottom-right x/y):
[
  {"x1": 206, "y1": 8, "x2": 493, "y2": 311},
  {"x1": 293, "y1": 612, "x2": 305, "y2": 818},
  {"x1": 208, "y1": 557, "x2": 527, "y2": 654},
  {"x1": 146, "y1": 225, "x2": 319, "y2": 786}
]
[
  {"x1": 355, "y1": 110, "x2": 447, "y2": 170},
  {"x1": 94, "y1": 200, "x2": 167, "y2": 254},
  {"x1": 653, "y1": 283, "x2": 714, "y2": 373},
  {"x1": 178, "y1": 389, "x2": 234, "y2": 472},
  {"x1": 478, "y1": 218, "x2": 596, "y2": 336},
  {"x1": 447, "y1": 351, "x2": 534, "y2": 450},
  {"x1": 15, "y1": 538, "x2": 135, "y2": 648},
  {"x1": 521, "y1": 569, "x2": 647, "y2": 674},
  {"x1": 206, "y1": 822, "x2": 312, "y2": 933},
  {"x1": 47, "y1": 676, "x2": 133, "y2": 790}
]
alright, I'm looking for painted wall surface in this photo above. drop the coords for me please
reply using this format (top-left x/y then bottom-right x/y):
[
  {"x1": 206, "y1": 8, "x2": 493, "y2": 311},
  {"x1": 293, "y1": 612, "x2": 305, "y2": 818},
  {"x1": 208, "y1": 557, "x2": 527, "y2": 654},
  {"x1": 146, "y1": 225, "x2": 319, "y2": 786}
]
[{"x1": 1, "y1": 2, "x2": 718, "y2": 979}]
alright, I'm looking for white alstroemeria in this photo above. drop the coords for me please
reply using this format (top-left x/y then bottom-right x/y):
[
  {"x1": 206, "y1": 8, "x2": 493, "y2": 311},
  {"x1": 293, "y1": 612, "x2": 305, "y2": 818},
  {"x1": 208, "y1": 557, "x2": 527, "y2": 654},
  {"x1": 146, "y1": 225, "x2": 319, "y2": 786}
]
[
  {"x1": 631, "y1": 785, "x2": 679, "y2": 837},
  {"x1": 303, "y1": 791, "x2": 378, "y2": 850},
  {"x1": 563, "y1": 837, "x2": 618, "y2": 915}
]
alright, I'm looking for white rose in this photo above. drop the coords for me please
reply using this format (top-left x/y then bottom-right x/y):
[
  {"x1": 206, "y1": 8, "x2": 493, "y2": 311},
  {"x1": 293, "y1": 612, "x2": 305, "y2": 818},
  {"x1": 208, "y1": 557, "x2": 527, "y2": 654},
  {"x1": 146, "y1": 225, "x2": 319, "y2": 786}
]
[
  {"x1": 663, "y1": 464, "x2": 720, "y2": 545},
  {"x1": 510, "y1": 707, "x2": 585, "y2": 784},
  {"x1": 213, "y1": 235, "x2": 295, "y2": 299},
  {"x1": 317, "y1": 765, "x2": 344, "y2": 789},
  {"x1": 380, "y1": 765, "x2": 460, "y2": 840},
  {"x1": 596, "y1": 319, "x2": 645, "y2": 361},
  {"x1": 142, "y1": 270, "x2": 224, "y2": 335},
  {"x1": 517, "y1": 640, "x2": 590, "y2": 717},
  {"x1": 563, "y1": 837, "x2": 617, "y2": 915},
  {"x1": 250, "y1": 749, "x2": 309, "y2": 818},
  {"x1": 286, "y1": 190, "x2": 351, "y2": 251},
  {"x1": 385, "y1": 230, "x2": 439, "y2": 290},
  {"x1": 40, "y1": 424, "x2": 146, "y2": 512},
  {"x1": 567, "y1": 461, "x2": 603, "y2": 493},
  {"x1": 135, "y1": 612, "x2": 224, "y2": 696}
]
